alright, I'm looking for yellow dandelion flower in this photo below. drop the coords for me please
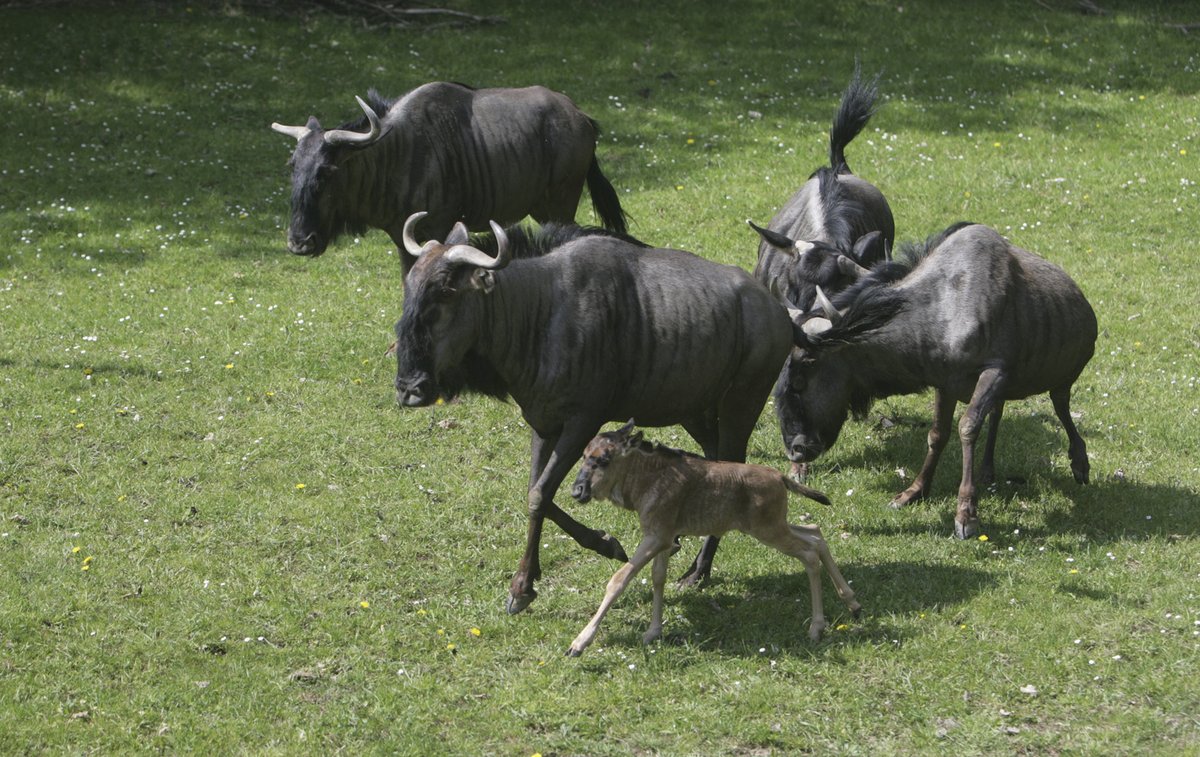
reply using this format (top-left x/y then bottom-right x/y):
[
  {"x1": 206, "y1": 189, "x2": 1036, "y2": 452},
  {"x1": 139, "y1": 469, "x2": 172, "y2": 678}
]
[
  {"x1": 836, "y1": 624, "x2": 850, "y2": 631},
  {"x1": 1069, "y1": 568, "x2": 1079, "y2": 574},
  {"x1": 470, "y1": 627, "x2": 481, "y2": 637},
  {"x1": 964, "y1": 191, "x2": 971, "y2": 198},
  {"x1": 960, "y1": 624, "x2": 968, "y2": 629},
  {"x1": 74, "y1": 423, "x2": 85, "y2": 430},
  {"x1": 225, "y1": 363, "x2": 234, "y2": 370},
  {"x1": 362, "y1": 359, "x2": 370, "y2": 365},
  {"x1": 360, "y1": 601, "x2": 370, "y2": 609},
  {"x1": 265, "y1": 391, "x2": 275, "y2": 398},
  {"x1": 435, "y1": 398, "x2": 445, "y2": 406},
  {"x1": 72, "y1": 546, "x2": 81, "y2": 554},
  {"x1": 352, "y1": 378, "x2": 363, "y2": 385},
  {"x1": 295, "y1": 483, "x2": 306, "y2": 490},
  {"x1": 993, "y1": 141, "x2": 1002, "y2": 148},
  {"x1": 675, "y1": 185, "x2": 684, "y2": 191},
  {"x1": 69, "y1": 409, "x2": 77, "y2": 415},
  {"x1": 82, "y1": 556, "x2": 93, "y2": 565},
  {"x1": 978, "y1": 534, "x2": 989, "y2": 542},
  {"x1": 81, "y1": 564, "x2": 90, "y2": 572},
  {"x1": 417, "y1": 608, "x2": 427, "y2": 616},
  {"x1": 1138, "y1": 94, "x2": 1146, "y2": 101},
  {"x1": 437, "y1": 628, "x2": 445, "y2": 636},
  {"x1": 446, "y1": 643, "x2": 456, "y2": 652},
  {"x1": 1181, "y1": 149, "x2": 1188, "y2": 156},
  {"x1": 117, "y1": 495, "x2": 126, "y2": 503},
  {"x1": 686, "y1": 138, "x2": 695, "y2": 145}
]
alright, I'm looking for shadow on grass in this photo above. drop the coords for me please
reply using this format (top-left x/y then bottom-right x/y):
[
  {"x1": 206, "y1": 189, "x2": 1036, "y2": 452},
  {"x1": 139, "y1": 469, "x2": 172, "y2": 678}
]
[{"x1": 576, "y1": 559, "x2": 994, "y2": 658}]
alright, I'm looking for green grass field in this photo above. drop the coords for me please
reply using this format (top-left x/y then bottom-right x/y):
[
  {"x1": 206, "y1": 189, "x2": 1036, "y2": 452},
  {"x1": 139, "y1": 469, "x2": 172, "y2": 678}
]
[{"x1": 1, "y1": 1, "x2": 1197, "y2": 753}]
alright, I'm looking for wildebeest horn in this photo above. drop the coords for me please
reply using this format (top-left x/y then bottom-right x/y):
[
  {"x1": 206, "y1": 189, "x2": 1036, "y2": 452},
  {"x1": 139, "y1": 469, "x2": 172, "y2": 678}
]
[
  {"x1": 769, "y1": 278, "x2": 805, "y2": 320},
  {"x1": 323, "y1": 95, "x2": 382, "y2": 146},
  {"x1": 836, "y1": 254, "x2": 871, "y2": 279},
  {"x1": 814, "y1": 286, "x2": 841, "y2": 323},
  {"x1": 402, "y1": 212, "x2": 429, "y2": 257},
  {"x1": 271, "y1": 122, "x2": 311, "y2": 141},
  {"x1": 444, "y1": 221, "x2": 511, "y2": 270}
]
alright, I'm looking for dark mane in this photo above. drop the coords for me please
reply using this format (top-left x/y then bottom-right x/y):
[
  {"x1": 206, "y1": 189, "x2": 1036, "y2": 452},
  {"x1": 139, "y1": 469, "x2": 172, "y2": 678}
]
[
  {"x1": 635, "y1": 439, "x2": 705, "y2": 460},
  {"x1": 466, "y1": 223, "x2": 649, "y2": 260},
  {"x1": 810, "y1": 167, "x2": 868, "y2": 250}
]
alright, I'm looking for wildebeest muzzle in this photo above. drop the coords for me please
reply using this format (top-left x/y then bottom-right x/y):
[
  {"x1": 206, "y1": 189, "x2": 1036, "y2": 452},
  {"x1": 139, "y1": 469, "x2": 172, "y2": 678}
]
[
  {"x1": 570, "y1": 467, "x2": 594, "y2": 503},
  {"x1": 395, "y1": 373, "x2": 436, "y2": 407},
  {"x1": 287, "y1": 230, "x2": 325, "y2": 257}
]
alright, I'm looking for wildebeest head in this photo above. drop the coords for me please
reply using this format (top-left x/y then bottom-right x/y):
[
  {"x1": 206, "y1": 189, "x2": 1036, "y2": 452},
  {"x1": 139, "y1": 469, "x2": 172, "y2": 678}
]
[
  {"x1": 271, "y1": 95, "x2": 383, "y2": 257},
  {"x1": 393, "y1": 212, "x2": 510, "y2": 407},
  {"x1": 774, "y1": 291, "x2": 865, "y2": 467},
  {"x1": 749, "y1": 219, "x2": 888, "y2": 310},
  {"x1": 571, "y1": 420, "x2": 642, "y2": 503}
]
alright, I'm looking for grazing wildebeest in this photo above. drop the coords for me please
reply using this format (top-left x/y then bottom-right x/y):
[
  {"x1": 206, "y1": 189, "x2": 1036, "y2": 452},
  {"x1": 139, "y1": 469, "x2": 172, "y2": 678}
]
[
  {"x1": 565, "y1": 421, "x2": 861, "y2": 657},
  {"x1": 780, "y1": 222, "x2": 1097, "y2": 538},
  {"x1": 680, "y1": 66, "x2": 895, "y2": 587},
  {"x1": 393, "y1": 212, "x2": 793, "y2": 613},
  {"x1": 271, "y1": 82, "x2": 628, "y2": 275}
]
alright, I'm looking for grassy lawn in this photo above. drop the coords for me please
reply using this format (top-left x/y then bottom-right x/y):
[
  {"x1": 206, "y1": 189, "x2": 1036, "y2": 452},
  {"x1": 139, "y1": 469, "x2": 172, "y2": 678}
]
[{"x1": 1, "y1": 0, "x2": 1197, "y2": 753}]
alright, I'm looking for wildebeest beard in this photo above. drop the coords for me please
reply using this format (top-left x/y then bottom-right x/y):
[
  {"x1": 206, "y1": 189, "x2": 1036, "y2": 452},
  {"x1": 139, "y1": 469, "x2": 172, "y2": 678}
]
[{"x1": 441, "y1": 351, "x2": 510, "y2": 403}]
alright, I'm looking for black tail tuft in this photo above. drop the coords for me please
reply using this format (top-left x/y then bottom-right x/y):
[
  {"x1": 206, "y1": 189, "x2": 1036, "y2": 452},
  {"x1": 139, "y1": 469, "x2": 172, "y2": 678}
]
[
  {"x1": 829, "y1": 62, "x2": 883, "y2": 175},
  {"x1": 586, "y1": 155, "x2": 629, "y2": 237}
]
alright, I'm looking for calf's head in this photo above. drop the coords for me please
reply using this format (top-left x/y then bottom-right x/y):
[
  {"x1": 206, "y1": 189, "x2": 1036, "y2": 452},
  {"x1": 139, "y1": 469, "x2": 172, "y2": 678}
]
[
  {"x1": 571, "y1": 420, "x2": 642, "y2": 503},
  {"x1": 271, "y1": 95, "x2": 383, "y2": 257},
  {"x1": 393, "y1": 212, "x2": 509, "y2": 407}
]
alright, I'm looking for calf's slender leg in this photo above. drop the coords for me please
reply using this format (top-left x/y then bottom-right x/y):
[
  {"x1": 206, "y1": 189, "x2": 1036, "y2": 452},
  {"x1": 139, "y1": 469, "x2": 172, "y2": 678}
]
[
  {"x1": 891, "y1": 390, "x2": 956, "y2": 508},
  {"x1": 677, "y1": 416, "x2": 721, "y2": 587},
  {"x1": 643, "y1": 551, "x2": 671, "y2": 645},
  {"x1": 1050, "y1": 385, "x2": 1090, "y2": 484},
  {"x1": 567, "y1": 536, "x2": 673, "y2": 657}
]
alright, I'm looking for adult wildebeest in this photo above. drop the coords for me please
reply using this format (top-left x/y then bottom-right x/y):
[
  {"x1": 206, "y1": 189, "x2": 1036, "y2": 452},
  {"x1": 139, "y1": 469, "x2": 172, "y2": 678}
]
[
  {"x1": 780, "y1": 222, "x2": 1096, "y2": 538},
  {"x1": 393, "y1": 212, "x2": 793, "y2": 614},
  {"x1": 749, "y1": 64, "x2": 895, "y2": 311},
  {"x1": 271, "y1": 82, "x2": 628, "y2": 275},
  {"x1": 566, "y1": 421, "x2": 860, "y2": 657},
  {"x1": 679, "y1": 66, "x2": 895, "y2": 587}
]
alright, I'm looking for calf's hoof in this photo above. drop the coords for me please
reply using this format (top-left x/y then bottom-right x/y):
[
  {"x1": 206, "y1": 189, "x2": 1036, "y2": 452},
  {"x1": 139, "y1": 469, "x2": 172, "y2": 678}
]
[
  {"x1": 505, "y1": 589, "x2": 537, "y2": 615},
  {"x1": 565, "y1": 646, "x2": 583, "y2": 658},
  {"x1": 850, "y1": 602, "x2": 863, "y2": 619},
  {"x1": 954, "y1": 517, "x2": 981, "y2": 540}
]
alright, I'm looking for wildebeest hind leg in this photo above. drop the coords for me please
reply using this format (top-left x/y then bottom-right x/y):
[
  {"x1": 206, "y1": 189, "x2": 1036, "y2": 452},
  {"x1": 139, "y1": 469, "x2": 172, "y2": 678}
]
[
  {"x1": 677, "y1": 414, "x2": 721, "y2": 587},
  {"x1": 1050, "y1": 385, "x2": 1089, "y2": 484},
  {"x1": 978, "y1": 402, "x2": 1004, "y2": 488}
]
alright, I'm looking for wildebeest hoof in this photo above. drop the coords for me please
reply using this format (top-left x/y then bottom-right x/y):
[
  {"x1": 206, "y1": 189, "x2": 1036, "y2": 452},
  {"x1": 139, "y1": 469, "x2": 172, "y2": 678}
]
[
  {"x1": 954, "y1": 518, "x2": 981, "y2": 540},
  {"x1": 850, "y1": 603, "x2": 863, "y2": 619},
  {"x1": 601, "y1": 532, "x2": 629, "y2": 563},
  {"x1": 565, "y1": 646, "x2": 582, "y2": 658},
  {"x1": 505, "y1": 590, "x2": 537, "y2": 615},
  {"x1": 676, "y1": 567, "x2": 710, "y2": 589}
]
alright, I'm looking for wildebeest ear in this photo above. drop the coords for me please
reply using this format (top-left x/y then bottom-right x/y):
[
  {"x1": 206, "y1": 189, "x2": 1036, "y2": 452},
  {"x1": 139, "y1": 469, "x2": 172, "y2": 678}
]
[
  {"x1": 445, "y1": 221, "x2": 470, "y2": 246},
  {"x1": 617, "y1": 418, "x2": 637, "y2": 435},
  {"x1": 471, "y1": 269, "x2": 496, "y2": 294},
  {"x1": 627, "y1": 430, "x2": 644, "y2": 448},
  {"x1": 850, "y1": 230, "x2": 887, "y2": 267},
  {"x1": 748, "y1": 220, "x2": 794, "y2": 251}
]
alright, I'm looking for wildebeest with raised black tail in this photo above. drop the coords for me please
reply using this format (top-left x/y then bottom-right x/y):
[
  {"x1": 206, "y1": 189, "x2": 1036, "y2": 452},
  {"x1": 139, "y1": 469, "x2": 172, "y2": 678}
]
[
  {"x1": 780, "y1": 222, "x2": 1096, "y2": 539},
  {"x1": 271, "y1": 82, "x2": 628, "y2": 275},
  {"x1": 392, "y1": 212, "x2": 792, "y2": 614},
  {"x1": 748, "y1": 64, "x2": 895, "y2": 311},
  {"x1": 681, "y1": 66, "x2": 895, "y2": 587}
]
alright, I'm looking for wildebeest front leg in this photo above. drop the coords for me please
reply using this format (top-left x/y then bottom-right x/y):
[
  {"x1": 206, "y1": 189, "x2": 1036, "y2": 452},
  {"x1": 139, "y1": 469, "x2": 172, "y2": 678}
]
[
  {"x1": 955, "y1": 367, "x2": 1007, "y2": 539},
  {"x1": 507, "y1": 426, "x2": 628, "y2": 615},
  {"x1": 891, "y1": 390, "x2": 957, "y2": 509}
]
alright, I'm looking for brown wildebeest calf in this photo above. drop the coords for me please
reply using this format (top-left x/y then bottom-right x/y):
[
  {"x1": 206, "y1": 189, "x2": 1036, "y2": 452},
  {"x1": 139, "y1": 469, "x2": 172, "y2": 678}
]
[{"x1": 566, "y1": 421, "x2": 861, "y2": 657}]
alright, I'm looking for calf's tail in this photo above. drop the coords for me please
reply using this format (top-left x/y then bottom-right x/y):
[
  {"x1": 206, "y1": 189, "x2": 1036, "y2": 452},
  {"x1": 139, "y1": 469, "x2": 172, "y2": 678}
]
[
  {"x1": 784, "y1": 476, "x2": 832, "y2": 506},
  {"x1": 586, "y1": 154, "x2": 629, "y2": 237},
  {"x1": 829, "y1": 63, "x2": 882, "y2": 175}
]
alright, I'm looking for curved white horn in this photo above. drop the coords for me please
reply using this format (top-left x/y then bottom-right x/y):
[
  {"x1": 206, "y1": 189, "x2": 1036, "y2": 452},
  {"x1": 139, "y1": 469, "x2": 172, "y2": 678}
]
[
  {"x1": 814, "y1": 286, "x2": 841, "y2": 323},
  {"x1": 323, "y1": 95, "x2": 382, "y2": 146},
  {"x1": 402, "y1": 212, "x2": 429, "y2": 257},
  {"x1": 271, "y1": 122, "x2": 311, "y2": 141},
  {"x1": 836, "y1": 254, "x2": 871, "y2": 279},
  {"x1": 444, "y1": 221, "x2": 510, "y2": 270}
]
